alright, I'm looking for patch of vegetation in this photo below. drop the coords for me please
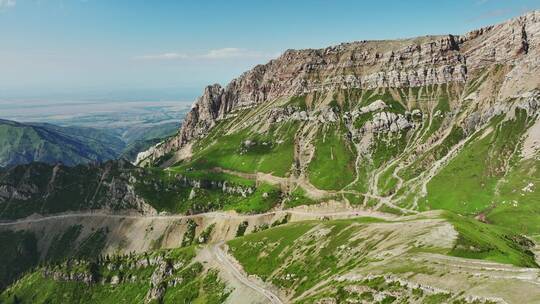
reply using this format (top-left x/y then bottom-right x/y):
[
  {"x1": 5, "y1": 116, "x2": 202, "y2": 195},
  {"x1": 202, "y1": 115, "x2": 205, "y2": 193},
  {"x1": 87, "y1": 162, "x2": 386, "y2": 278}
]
[
  {"x1": 197, "y1": 223, "x2": 216, "y2": 244},
  {"x1": 421, "y1": 109, "x2": 530, "y2": 214},
  {"x1": 400, "y1": 125, "x2": 465, "y2": 182},
  {"x1": 228, "y1": 222, "x2": 315, "y2": 280},
  {"x1": 0, "y1": 246, "x2": 229, "y2": 304},
  {"x1": 75, "y1": 228, "x2": 108, "y2": 260},
  {"x1": 371, "y1": 130, "x2": 409, "y2": 168},
  {"x1": 444, "y1": 212, "x2": 538, "y2": 267},
  {"x1": 235, "y1": 221, "x2": 249, "y2": 237},
  {"x1": 422, "y1": 293, "x2": 451, "y2": 304},
  {"x1": 189, "y1": 121, "x2": 299, "y2": 177},
  {"x1": 284, "y1": 187, "x2": 320, "y2": 209},
  {"x1": 295, "y1": 274, "x2": 477, "y2": 304},
  {"x1": 136, "y1": 167, "x2": 279, "y2": 215},
  {"x1": 0, "y1": 230, "x2": 39, "y2": 291},
  {"x1": 0, "y1": 160, "x2": 143, "y2": 220},
  {"x1": 46, "y1": 225, "x2": 83, "y2": 262},
  {"x1": 377, "y1": 163, "x2": 400, "y2": 196},
  {"x1": 224, "y1": 183, "x2": 281, "y2": 214},
  {"x1": 286, "y1": 95, "x2": 308, "y2": 110},
  {"x1": 182, "y1": 219, "x2": 198, "y2": 247},
  {"x1": 486, "y1": 158, "x2": 540, "y2": 235},
  {"x1": 228, "y1": 217, "x2": 388, "y2": 297},
  {"x1": 271, "y1": 214, "x2": 291, "y2": 227},
  {"x1": 308, "y1": 125, "x2": 356, "y2": 190}
]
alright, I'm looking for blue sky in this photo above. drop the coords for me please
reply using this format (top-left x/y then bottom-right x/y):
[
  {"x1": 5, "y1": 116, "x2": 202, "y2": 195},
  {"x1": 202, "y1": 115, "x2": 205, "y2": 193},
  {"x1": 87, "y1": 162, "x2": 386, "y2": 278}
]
[{"x1": 0, "y1": 0, "x2": 539, "y2": 101}]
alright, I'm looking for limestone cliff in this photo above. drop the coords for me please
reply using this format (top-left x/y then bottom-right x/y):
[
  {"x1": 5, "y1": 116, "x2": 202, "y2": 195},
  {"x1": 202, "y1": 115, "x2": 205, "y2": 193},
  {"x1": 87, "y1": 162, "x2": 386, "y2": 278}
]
[{"x1": 137, "y1": 11, "x2": 540, "y2": 166}]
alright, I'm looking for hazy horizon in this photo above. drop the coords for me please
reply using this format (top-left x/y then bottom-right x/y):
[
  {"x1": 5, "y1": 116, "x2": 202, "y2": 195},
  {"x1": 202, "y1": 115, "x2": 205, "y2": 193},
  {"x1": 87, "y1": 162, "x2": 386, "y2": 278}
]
[{"x1": 1, "y1": 0, "x2": 539, "y2": 103}]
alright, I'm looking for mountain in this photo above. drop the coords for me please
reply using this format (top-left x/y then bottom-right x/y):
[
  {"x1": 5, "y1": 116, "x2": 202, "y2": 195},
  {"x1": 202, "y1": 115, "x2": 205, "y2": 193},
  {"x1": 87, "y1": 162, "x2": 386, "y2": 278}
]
[
  {"x1": 119, "y1": 122, "x2": 180, "y2": 161},
  {"x1": 0, "y1": 119, "x2": 125, "y2": 167},
  {"x1": 0, "y1": 119, "x2": 181, "y2": 167},
  {"x1": 0, "y1": 159, "x2": 277, "y2": 220},
  {"x1": 0, "y1": 160, "x2": 155, "y2": 220},
  {"x1": 137, "y1": 11, "x2": 540, "y2": 234},
  {"x1": 2, "y1": 11, "x2": 540, "y2": 304}
]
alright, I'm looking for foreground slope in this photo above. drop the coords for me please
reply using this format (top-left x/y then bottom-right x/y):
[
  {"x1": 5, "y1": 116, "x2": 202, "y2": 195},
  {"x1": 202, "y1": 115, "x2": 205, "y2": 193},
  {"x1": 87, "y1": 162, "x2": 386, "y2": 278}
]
[
  {"x1": 2, "y1": 211, "x2": 540, "y2": 303},
  {"x1": 227, "y1": 212, "x2": 540, "y2": 303}
]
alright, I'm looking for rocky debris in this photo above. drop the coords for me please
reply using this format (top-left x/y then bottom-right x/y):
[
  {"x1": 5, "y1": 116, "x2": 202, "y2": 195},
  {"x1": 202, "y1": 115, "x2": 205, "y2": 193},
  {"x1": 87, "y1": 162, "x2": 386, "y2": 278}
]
[
  {"x1": 411, "y1": 109, "x2": 422, "y2": 117},
  {"x1": 314, "y1": 298, "x2": 337, "y2": 304},
  {"x1": 332, "y1": 274, "x2": 503, "y2": 304},
  {"x1": 267, "y1": 105, "x2": 339, "y2": 124},
  {"x1": 371, "y1": 112, "x2": 413, "y2": 133},
  {"x1": 175, "y1": 175, "x2": 255, "y2": 197},
  {"x1": 462, "y1": 90, "x2": 540, "y2": 135},
  {"x1": 145, "y1": 260, "x2": 173, "y2": 303},
  {"x1": 359, "y1": 99, "x2": 387, "y2": 113},
  {"x1": 135, "y1": 171, "x2": 255, "y2": 200},
  {"x1": 188, "y1": 188, "x2": 197, "y2": 200},
  {"x1": 0, "y1": 185, "x2": 34, "y2": 202},
  {"x1": 43, "y1": 268, "x2": 95, "y2": 285},
  {"x1": 522, "y1": 182, "x2": 534, "y2": 193}
]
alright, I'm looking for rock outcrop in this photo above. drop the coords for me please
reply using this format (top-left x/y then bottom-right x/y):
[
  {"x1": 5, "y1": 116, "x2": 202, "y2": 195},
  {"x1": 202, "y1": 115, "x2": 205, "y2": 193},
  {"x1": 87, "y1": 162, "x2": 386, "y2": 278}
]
[{"x1": 137, "y1": 11, "x2": 540, "y2": 165}]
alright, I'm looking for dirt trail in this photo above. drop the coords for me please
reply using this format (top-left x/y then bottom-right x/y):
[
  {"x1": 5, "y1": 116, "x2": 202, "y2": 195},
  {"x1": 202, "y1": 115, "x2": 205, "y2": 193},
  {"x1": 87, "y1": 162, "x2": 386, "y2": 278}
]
[
  {"x1": 0, "y1": 207, "x2": 391, "y2": 303},
  {"x1": 413, "y1": 252, "x2": 540, "y2": 286},
  {"x1": 0, "y1": 208, "x2": 394, "y2": 227},
  {"x1": 209, "y1": 242, "x2": 285, "y2": 304},
  {"x1": 214, "y1": 167, "x2": 330, "y2": 200}
]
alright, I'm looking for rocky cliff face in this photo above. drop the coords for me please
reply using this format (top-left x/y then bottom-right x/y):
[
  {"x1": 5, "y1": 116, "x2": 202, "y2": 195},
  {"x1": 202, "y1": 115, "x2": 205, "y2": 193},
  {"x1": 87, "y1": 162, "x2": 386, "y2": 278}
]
[{"x1": 137, "y1": 11, "x2": 540, "y2": 165}]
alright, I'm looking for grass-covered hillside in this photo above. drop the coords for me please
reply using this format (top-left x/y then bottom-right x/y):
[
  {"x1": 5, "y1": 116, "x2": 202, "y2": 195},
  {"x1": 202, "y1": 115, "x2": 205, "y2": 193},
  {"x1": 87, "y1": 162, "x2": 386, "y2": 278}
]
[
  {"x1": 0, "y1": 119, "x2": 181, "y2": 168},
  {"x1": 0, "y1": 246, "x2": 230, "y2": 304},
  {"x1": 0, "y1": 223, "x2": 108, "y2": 291},
  {"x1": 0, "y1": 159, "x2": 287, "y2": 220},
  {"x1": 228, "y1": 212, "x2": 539, "y2": 303},
  {"x1": 0, "y1": 119, "x2": 124, "y2": 168},
  {"x1": 0, "y1": 160, "x2": 146, "y2": 220},
  {"x1": 145, "y1": 71, "x2": 540, "y2": 235}
]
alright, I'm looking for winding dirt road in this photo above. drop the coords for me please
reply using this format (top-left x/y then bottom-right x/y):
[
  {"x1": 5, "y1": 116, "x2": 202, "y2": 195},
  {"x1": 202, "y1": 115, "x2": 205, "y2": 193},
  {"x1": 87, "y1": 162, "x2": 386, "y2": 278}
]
[{"x1": 0, "y1": 208, "x2": 393, "y2": 227}]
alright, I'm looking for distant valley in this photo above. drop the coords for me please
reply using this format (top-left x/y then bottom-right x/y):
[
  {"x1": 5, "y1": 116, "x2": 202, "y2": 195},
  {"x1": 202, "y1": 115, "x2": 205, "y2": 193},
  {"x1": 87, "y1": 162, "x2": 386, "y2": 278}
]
[{"x1": 0, "y1": 100, "x2": 190, "y2": 167}]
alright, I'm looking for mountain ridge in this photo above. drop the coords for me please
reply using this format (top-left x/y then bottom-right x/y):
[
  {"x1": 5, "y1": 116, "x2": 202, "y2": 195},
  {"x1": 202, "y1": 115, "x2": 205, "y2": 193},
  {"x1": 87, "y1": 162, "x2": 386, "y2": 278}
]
[
  {"x1": 0, "y1": 119, "x2": 124, "y2": 168},
  {"x1": 137, "y1": 11, "x2": 540, "y2": 166}
]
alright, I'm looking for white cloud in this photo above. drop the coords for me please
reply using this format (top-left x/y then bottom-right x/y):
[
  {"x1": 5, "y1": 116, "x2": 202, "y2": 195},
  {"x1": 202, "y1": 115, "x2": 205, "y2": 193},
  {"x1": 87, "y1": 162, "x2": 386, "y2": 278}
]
[
  {"x1": 467, "y1": 8, "x2": 514, "y2": 22},
  {"x1": 134, "y1": 52, "x2": 189, "y2": 60},
  {"x1": 0, "y1": 0, "x2": 16, "y2": 9},
  {"x1": 200, "y1": 48, "x2": 266, "y2": 59},
  {"x1": 135, "y1": 48, "x2": 278, "y2": 61}
]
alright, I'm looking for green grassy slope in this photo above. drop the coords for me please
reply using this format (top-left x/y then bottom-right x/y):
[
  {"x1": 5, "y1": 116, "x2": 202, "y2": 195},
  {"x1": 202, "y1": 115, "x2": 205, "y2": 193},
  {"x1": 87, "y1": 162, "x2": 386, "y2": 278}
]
[
  {"x1": 443, "y1": 212, "x2": 537, "y2": 267},
  {"x1": 0, "y1": 246, "x2": 229, "y2": 304},
  {"x1": 0, "y1": 160, "x2": 283, "y2": 220},
  {"x1": 0, "y1": 119, "x2": 125, "y2": 167},
  {"x1": 0, "y1": 230, "x2": 39, "y2": 291},
  {"x1": 228, "y1": 212, "x2": 538, "y2": 303},
  {"x1": 185, "y1": 121, "x2": 299, "y2": 177},
  {"x1": 421, "y1": 110, "x2": 531, "y2": 214},
  {"x1": 308, "y1": 124, "x2": 356, "y2": 190},
  {"x1": 135, "y1": 166, "x2": 281, "y2": 214},
  {"x1": 0, "y1": 161, "x2": 141, "y2": 219}
]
